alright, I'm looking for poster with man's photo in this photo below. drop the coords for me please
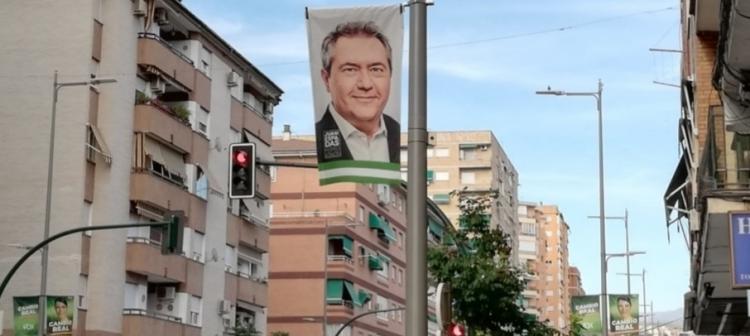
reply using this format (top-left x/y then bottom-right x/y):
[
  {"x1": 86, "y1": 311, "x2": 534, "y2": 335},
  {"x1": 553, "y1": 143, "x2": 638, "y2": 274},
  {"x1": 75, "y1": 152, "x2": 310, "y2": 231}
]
[
  {"x1": 46, "y1": 296, "x2": 74, "y2": 336},
  {"x1": 608, "y1": 294, "x2": 639, "y2": 334},
  {"x1": 306, "y1": 5, "x2": 403, "y2": 185}
]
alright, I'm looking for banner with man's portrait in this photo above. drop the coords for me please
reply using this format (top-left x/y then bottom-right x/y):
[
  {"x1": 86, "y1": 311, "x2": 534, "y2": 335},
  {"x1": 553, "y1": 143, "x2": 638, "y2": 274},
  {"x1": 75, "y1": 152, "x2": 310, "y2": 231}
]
[
  {"x1": 306, "y1": 5, "x2": 403, "y2": 185},
  {"x1": 46, "y1": 296, "x2": 74, "y2": 336},
  {"x1": 608, "y1": 294, "x2": 639, "y2": 334},
  {"x1": 571, "y1": 295, "x2": 603, "y2": 335}
]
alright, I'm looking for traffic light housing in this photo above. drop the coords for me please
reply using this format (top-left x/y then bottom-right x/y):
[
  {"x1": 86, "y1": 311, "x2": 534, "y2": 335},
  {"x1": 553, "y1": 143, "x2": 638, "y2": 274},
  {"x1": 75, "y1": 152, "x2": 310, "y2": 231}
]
[
  {"x1": 229, "y1": 143, "x2": 256, "y2": 199},
  {"x1": 162, "y1": 211, "x2": 184, "y2": 255}
]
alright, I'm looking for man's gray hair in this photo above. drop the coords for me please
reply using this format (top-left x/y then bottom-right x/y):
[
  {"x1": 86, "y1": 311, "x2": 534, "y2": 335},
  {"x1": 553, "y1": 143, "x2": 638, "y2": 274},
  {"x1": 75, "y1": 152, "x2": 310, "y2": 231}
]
[{"x1": 321, "y1": 21, "x2": 392, "y2": 73}]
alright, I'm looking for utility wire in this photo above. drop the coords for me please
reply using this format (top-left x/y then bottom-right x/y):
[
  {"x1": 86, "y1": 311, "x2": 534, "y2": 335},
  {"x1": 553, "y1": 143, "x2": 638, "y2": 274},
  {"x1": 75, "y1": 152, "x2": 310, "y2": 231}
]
[{"x1": 258, "y1": 5, "x2": 677, "y2": 67}]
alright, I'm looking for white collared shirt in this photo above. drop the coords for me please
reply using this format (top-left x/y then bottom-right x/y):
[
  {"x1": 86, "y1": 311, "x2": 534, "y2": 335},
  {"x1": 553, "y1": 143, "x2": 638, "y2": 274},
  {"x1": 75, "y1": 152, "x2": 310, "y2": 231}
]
[{"x1": 329, "y1": 105, "x2": 389, "y2": 162}]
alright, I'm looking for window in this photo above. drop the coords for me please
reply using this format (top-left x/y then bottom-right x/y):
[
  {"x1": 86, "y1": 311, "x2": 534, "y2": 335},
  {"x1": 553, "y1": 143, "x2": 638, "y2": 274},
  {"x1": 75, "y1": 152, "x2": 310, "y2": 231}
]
[
  {"x1": 400, "y1": 149, "x2": 408, "y2": 162},
  {"x1": 377, "y1": 256, "x2": 390, "y2": 279},
  {"x1": 238, "y1": 245, "x2": 263, "y2": 280},
  {"x1": 376, "y1": 296, "x2": 389, "y2": 320},
  {"x1": 733, "y1": 133, "x2": 750, "y2": 184},
  {"x1": 189, "y1": 295, "x2": 202, "y2": 326},
  {"x1": 190, "y1": 231, "x2": 205, "y2": 262},
  {"x1": 195, "y1": 107, "x2": 210, "y2": 137},
  {"x1": 224, "y1": 245, "x2": 236, "y2": 272},
  {"x1": 398, "y1": 232, "x2": 405, "y2": 247},
  {"x1": 435, "y1": 148, "x2": 449, "y2": 157},
  {"x1": 398, "y1": 269, "x2": 403, "y2": 285},
  {"x1": 270, "y1": 166, "x2": 277, "y2": 182},
  {"x1": 435, "y1": 171, "x2": 450, "y2": 181},
  {"x1": 460, "y1": 171, "x2": 476, "y2": 184},
  {"x1": 427, "y1": 148, "x2": 434, "y2": 157},
  {"x1": 400, "y1": 170, "x2": 408, "y2": 182},
  {"x1": 193, "y1": 166, "x2": 207, "y2": 199},
  {"x1": 92, "y1": 20, "x2": 103, "y2": 61},
  {"x1": 391, "y1": 265, "x2": 397, "y2": 281},
  {"x1": 236, "y1": 307, "x2": 256, "y2": 330},
  {"x1": 199, "y1": 47, "x2": 212, "y2": 76},
  {"x1": 459, "y1": 148, "x2": 477, "y2": 160},
  {"x1": 358, "y1": 206, "x2": 365, "y2": 222}
]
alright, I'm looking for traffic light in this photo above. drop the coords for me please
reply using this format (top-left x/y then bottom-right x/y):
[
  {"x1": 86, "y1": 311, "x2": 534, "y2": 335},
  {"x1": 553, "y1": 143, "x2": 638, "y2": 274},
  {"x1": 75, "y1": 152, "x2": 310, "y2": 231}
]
[
  {"x1": 162, "y1": 211, "x2": 184, "y2": 255},
  {"x1": 229, "y1": 143, "x2": 256, "y2": 199},
  {"x1": 447, "y1": 323, "x2": 465, "y2": 336}
]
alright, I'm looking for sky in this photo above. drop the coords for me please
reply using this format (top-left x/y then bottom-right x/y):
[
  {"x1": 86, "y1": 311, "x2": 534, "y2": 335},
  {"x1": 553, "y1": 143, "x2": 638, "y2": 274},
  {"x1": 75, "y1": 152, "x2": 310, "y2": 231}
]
[{"x1": 182, "y1": 0, "x2": 686, "y2": 313}]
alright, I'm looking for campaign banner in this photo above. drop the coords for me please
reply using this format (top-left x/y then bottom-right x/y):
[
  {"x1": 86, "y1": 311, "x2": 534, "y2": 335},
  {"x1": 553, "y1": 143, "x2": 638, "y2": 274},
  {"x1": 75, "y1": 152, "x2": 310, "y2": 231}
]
[
  {"x1": 729, "y1": 212, "x2": 750, "y2": 288},
  {"x1": 13, "y1": 296, "x2": 39, "y2": 336},
  {"x1": 571, "y1": 295, "x2": 603, "y2": 335},
  {"x1": 46, "y1": 296, "x2": 74, "y2": 335},
  {"x1": 608, "y1": 294, "x2": 639, "y2": 334},
  {"x1": 306, "y1": 5, "x2": 403, "y2": 185}
]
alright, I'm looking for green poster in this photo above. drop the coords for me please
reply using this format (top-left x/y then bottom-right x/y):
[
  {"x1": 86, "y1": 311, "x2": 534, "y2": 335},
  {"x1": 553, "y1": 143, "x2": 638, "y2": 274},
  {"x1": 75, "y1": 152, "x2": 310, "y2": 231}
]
[
  {"x1": 571, "y1": 295, "x2": 602, "y2": 336},
  {"x1": 13, "y1": 296, "x2": 39, "y2": 336},
  {"x1": 608, "y1": 294, "x2": 639, "y2": 335},
  {"x1": 46, "y1": 296, "x2": 74, "y2": 336}
]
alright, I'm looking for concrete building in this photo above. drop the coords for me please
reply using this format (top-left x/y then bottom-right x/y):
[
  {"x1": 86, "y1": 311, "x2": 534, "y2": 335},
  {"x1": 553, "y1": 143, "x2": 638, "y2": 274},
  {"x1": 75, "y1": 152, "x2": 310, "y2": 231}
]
[
  {"x1": 268, "y1": 132, "x2": 451, "y2": 336},
  {"x1": 664, "y1": 0, "x2": 750, "y2": 333},
  {"x1": 0, "y1": 1, "x2": 281, "y2": 335},
  {"x1": 517, "y1": 202, "x2": 543, "y2": 318},
  {"x1": 537, "y1": 205, "x2": 570, "y2": 332},
  {"x1": 567, "y1": 266, "x2": 585, "y2": 297},
  {"x1": 399, "y1": 131, "x2": 520, "y2": 262}
]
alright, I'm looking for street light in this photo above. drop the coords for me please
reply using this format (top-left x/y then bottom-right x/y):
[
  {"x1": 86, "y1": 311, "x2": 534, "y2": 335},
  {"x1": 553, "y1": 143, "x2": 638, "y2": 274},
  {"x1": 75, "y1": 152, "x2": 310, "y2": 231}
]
[
  {"x1": 536, "y1": 79, "x2": 606, "y2": 335},
  {"x1": 589, "y1": 209, "x2": 633, "y2": 294},
  {"x1": 40, "y1": 71, "x2": 116, "y2": 336},
  {"x1": 617, "y1": 269, "x2": 648, "y2": 335},
  {"x1": 605, "y1": 251, "x2": 646, "y2": 273}
]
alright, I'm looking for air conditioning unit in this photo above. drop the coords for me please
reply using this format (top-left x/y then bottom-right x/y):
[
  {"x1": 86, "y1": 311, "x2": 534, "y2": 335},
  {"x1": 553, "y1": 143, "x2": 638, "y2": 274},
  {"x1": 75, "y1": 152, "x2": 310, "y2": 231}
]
[
  {"x1": 155, "y1": 7, "x2": 169, "y2": 26},
  {"x1": 132, "y1": 0, "x2": 147, "y2": 16},
  {"x1": 227, "y1": 71, "x2": 239, "y2": 87},
  {"x1": 150, "y1": 78, "x2": 166, "y2": 95},
  {"x1": 219, "y1": 300, "x2": 234, "y2": 314},
  {"x1": 156, "y1": 286, "x2": 176, "y2": 300}
]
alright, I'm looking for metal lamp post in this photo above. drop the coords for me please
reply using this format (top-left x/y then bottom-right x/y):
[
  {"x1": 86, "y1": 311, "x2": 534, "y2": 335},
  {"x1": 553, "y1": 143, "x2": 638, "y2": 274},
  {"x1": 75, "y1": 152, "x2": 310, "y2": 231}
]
[
  {"x1": 41, "y1": 71, "x2": 116, "y2": 336},
  {"x1": 536, "y1": 79, "x2": 606, "y2": 335}
]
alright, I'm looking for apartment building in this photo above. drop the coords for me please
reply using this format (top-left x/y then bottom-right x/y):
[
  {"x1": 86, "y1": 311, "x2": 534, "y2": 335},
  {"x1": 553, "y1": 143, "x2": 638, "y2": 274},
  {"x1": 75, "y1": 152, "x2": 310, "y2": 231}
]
[
  {"x1": 399, "y1": 131, "x2": 520, "y2": 262},
  {"x1": 663, "y1": 0, "x2": 750, "y2": 333},
  {"x1": 268, "y1": 132, "x2": 451, "y2": 336},
  {"x1": 517, "y1": 202, "x2": 544, "y2": 318},
  {"x1": 567, "y1": 266, "x2": 585, "y2": 297},
  {"x1": 0, "y1": 1, "x2": 281, "y2": 335},
  {"x1": 537, "y1": 205, "x2": 571, "y2": 332}
]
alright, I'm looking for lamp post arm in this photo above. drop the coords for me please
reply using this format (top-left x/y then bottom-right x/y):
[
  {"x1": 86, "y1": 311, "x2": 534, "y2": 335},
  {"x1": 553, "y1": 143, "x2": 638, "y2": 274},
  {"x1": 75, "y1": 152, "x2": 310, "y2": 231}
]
[
  {"x1": 0, "y1": 221, "x2": 169, "y2": 300},
  {"x1": 334, "y1": 307, "x2": 405, "y2": 336}
]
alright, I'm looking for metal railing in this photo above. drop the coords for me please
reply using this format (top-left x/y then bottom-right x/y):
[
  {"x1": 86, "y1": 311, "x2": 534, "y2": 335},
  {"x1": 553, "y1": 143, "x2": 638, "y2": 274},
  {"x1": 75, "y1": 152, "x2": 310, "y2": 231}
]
[
  {"x1": 123, "y1": 308, "x2": 183, "y2": 323},
  {"x1": 273, "y1": 211, "x2": 355, "y2": 221}
]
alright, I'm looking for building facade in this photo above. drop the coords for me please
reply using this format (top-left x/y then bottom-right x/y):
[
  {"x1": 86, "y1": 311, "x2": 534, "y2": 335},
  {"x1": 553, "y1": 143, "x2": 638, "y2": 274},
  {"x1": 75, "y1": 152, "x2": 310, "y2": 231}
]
[
  {"x1": 399, "y1": 131, "x2": 520, "y2": 262},
  {"x1": 567, "y1": 266, "x2": 585, "y2": 297},
  {"x1": 517, "y1": 202, "x2": 544, "y2": 318},
  {"x1": 0, "y1": 1, "x2": 281, "y2": 335},
  {"x1": 664, "y1": 0, "x2": 750, "y2": 333},
  {"x1": 537, "y1": 205, "x2": 571, "y2": 332},
  {"x1": 268, "y1": 130, "x2": 452, "y2": 336}
]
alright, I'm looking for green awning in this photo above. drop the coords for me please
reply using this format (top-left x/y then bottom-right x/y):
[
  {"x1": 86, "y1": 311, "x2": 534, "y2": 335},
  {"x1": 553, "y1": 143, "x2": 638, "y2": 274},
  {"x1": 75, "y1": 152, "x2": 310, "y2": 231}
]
[
  {"x1": 379, "y1": 254, "x2": 391, "y2": 265},
  {"x1": 357, "y1": 290, "x2": 372, "y2": 306},
  {"x1": 342, "y1": 281, "x2": 356, "y2": 302},
  {"x1": 428, "y1": 220, "x2": 444, "y2": 239},
  {"x1": 428, "y1": 314, "x2": 438, "y2": 322},
  {"x1": 368, "y1": 255, "x2": 383, "y2": 270},
  {"x1": 433, "y1": 193, "x2": 450, "y2": 204},
  {"x1": 426, "y1": 170, "x2": 434, "y2": 182},
  {"x1": 379, "y1": 220, "x2": 397, "y2": 242},
  {"x1": 368, "y1": 213, "x2": 382, "y2": 230},
  {"x1": 329, "y1": 235, "x2": 353, "y2": 257},
  {"x1": 459, "y1": 143, "x2": 479, "y2": 149},
  {"x1": 326, "y1": 279, "x2": 343, "y2": 303}
]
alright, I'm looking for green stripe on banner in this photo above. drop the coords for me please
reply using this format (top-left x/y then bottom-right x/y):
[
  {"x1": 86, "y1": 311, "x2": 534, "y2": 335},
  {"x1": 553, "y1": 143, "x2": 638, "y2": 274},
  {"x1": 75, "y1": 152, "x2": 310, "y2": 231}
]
[
  {"x1": 319, "y1": 160, "x2": 400, "y2": 171},
  {"x1": 320, "y1": 176, "x2": 401, "y2": 186}
]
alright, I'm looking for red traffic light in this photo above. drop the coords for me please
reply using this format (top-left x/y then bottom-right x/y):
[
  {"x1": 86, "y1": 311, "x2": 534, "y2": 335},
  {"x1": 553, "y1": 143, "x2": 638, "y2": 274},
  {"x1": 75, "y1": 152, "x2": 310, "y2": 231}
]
[
  {"x1": 234, "y1": 150, "x2": 250, "y2": 167},
  {"x1": 448, "y1": 323, "x2": 465, "y2": 336}
]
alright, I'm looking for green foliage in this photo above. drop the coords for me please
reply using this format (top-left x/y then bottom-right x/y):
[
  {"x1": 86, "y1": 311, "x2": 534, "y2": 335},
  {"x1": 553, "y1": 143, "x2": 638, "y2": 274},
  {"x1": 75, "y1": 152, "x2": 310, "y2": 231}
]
[
  {"x1": 232, "y1": 325, "x2": 261, "y2": 336},
  {"x1": 171, "y1": 104, "x2": 191, "y2": 121},
  {"x1": 427, "y1": 192, "x2": 557, "y2": 336},
  {"x1": 569, "y1": 313, "x2": 585, "y2": 336},
  {"x1": 270, "y1": 332, "x2": 290, "y2": 336},
  {"x1": 135, "y1": 90, "x2": 151, "y2": 105}
]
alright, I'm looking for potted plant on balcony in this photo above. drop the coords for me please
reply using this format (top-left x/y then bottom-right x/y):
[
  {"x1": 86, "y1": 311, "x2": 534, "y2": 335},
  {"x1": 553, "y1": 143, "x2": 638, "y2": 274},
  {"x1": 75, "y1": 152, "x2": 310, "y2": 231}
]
[
  {"x1": 135, "y1": 91, "x2": 151, "y2": 105},
  {"x1": 170, "y1": 104, "x2": 191, "y2": 123}
]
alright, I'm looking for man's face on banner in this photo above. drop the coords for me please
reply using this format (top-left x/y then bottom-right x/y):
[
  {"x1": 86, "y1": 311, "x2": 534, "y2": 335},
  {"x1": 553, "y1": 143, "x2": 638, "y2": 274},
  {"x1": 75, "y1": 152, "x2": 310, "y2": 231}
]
[{"x1": 322, "y1": 35, "x2": 391, "y2": 132}]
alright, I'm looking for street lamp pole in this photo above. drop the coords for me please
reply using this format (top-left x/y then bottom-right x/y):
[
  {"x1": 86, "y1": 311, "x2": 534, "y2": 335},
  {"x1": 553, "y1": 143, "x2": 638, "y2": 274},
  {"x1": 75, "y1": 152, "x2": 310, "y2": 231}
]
[
  {"x1": 537, "y1": 79, "x2": 606, "y2": 335},
  {"x1": 40, "y1": 71, "x2": 116, "y2": 336},
  {"x1": 589, "y1": 209, "x2": 631, "y2": 294}
]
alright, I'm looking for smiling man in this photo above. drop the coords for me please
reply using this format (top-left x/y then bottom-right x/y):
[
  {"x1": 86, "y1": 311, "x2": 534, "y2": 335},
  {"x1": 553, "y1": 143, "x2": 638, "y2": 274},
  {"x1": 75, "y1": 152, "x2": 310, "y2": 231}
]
[{"x1": 315, "y1": 21, "x2": 400, "y2": 164}]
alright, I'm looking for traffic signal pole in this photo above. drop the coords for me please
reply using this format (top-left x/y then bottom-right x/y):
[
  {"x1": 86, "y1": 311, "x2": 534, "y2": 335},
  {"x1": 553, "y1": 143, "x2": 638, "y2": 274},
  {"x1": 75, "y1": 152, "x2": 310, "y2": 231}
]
[{"x1": 0, "y1": 220, "x2": 178, "y2": 301}]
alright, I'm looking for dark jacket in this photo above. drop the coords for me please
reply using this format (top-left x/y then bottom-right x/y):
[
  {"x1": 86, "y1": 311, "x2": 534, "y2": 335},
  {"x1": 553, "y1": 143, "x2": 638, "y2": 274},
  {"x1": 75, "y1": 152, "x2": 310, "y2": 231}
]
[{"x1": 315, "y1": 107, "x2": 400, "y2": 164}]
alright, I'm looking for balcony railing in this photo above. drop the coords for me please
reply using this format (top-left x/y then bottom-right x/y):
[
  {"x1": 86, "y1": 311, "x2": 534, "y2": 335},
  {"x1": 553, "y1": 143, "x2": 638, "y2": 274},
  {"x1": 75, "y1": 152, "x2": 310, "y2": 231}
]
[
  {"x1": 137, "y1": 33, "x2": 194, "y2": 66},
  {"x1": 123, "y1": 308, "x2": 182, "y2": 323}
]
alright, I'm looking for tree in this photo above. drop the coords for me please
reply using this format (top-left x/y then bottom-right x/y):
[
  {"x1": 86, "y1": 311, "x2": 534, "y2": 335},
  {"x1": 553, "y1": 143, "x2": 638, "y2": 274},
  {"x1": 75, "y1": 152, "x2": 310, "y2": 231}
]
[
  {"x1": 270, "y1": 332, "x2": 290, "y2": 336},
  {"x1": 232, "y1": 325, "x2": 261, "y2": 336},
  {"x1": 569, "y1": 313, "x2": 585, "y2": 336},
  {"x1": 427, "y1": 192, "x2": 556, "y2": 336}
]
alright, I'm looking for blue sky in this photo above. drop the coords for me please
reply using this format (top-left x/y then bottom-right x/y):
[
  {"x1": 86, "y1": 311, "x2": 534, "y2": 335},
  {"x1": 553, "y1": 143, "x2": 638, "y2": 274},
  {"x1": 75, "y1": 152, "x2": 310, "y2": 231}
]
[{"x1": 183, "y1": 0, "x2": 686, "y2": 312}]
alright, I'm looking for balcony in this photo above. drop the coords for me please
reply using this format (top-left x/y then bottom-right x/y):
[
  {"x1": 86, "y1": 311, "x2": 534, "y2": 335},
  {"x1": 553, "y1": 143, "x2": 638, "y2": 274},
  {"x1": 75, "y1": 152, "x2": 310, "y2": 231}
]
[
  {"x1": 126, "y1": 241, "x2": 187, "y2": 282},
  {"x1": 134, "y1": 104, "x2": 192, "y2": 154},
  {"x1": 137, "y1": 34, "x2": 196, "y2": 91},
  {"x1": 226, "y1": 273, "x2": 268, "y2": 307},
  {"x1": 131, "y1": 171, "x2": 190, "y2": 212},
  {"x1": 230, "y1": 98, "x2": 272, "y2": 145},
  {"x1": 122, "y1": 310, "x2": 200, "y2": 336},
  {"x1": 190, "y1": 131, "x2": 209, "y2": 169},
  {"x1": 239, "y1": 215, "x2": 269, "y2": 253},
  {"x1": 187, "y1": 194, "x2": 206, "y2": 233},
  {"x1": 255, "y1": 167, "x2": 271, "y2": 199}
]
